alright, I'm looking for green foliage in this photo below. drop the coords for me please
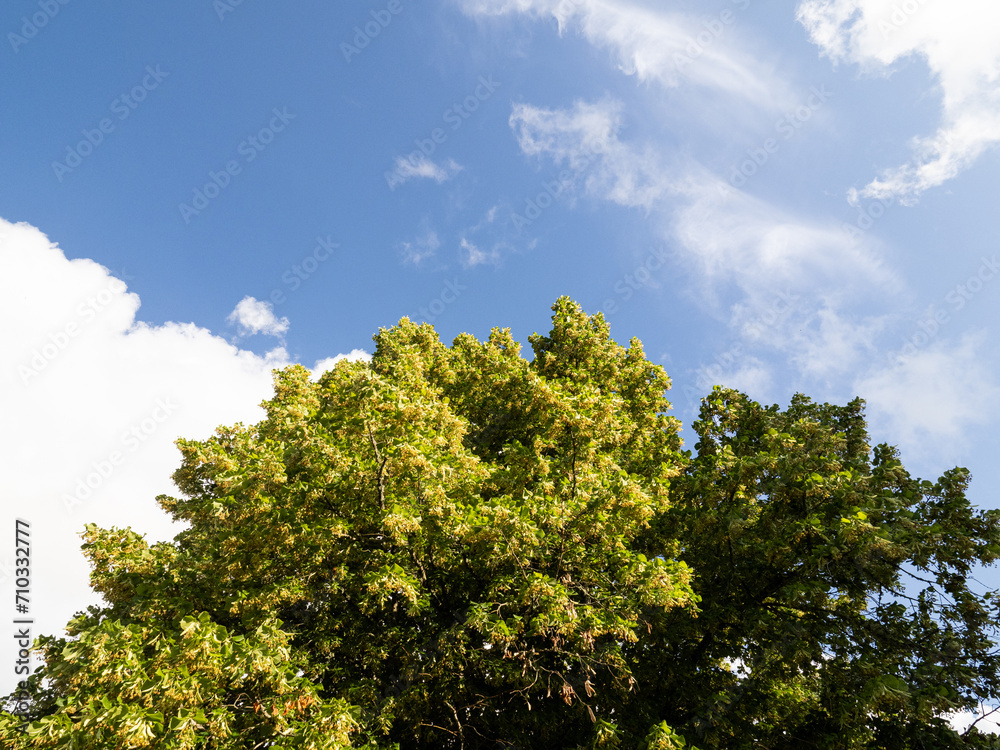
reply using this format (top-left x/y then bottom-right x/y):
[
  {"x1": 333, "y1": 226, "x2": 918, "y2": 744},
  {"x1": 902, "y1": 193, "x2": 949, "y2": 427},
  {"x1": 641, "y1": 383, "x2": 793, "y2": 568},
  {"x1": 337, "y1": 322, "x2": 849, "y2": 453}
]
[
  {"x1": 628, "y1": 388, "x2": 1000, "y2": 749},
  {"x1": 3, "y1": 297, "x2": 999, "y2": 749}
]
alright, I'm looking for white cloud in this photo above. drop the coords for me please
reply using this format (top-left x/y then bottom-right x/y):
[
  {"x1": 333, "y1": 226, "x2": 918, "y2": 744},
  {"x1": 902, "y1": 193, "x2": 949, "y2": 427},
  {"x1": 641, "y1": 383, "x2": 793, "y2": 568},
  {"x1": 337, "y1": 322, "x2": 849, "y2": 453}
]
[
  {"x1": 508, "y1": 97, "x2": 904, "y2": 384},
  {"x1": 400, "y1": 220, "x2": 442, "y2": 265},
  {"x1": 510, "y1": 98, "x2": 677, "y2": 210},
  {"x1": 455, "y1": 203, "x2": 523, "y2": 264},
  {"x1": 797, "y1": 0, "x2": 1000, "y2": 202},
  {"x1": 855, "y1": 332, "x2": 1000, "y2": 451},
  {"x1": 0, "y1": 217, "x2": 368, "y2": 697},
  {"x1": 460, "y1": 0, "x2": 792, "y2": 110},
  {"x1": 672, "y1": 176, "x2": 901, "y2": 381},
  {"x1": 311, "y1": 349, "x2": 372, "y2": 379},
  {"x1": 227, "y1": 295, "x2": 289, "y2": 337},
  {"x1": 788, "y1": 308, "x2": 888, "y2": 380},
  {"x1": 694, "y1": 355, "x2": 775, "y2": 402},
  {"x1": 390, "y1": 154, "x2": 463, "y2": 185},
  {"x1": 0, "y1": 217, "x2": 300, "y2": 695},
  {"x1": 674, "y1": 173, "x2": 900, "y2": 294},
  {"x1": 459, "y1": 237, "x2": 502, "y2": 268},
  {"x1": 949, "y1": 707, "x2": 1000, "y2": 737},
  {"x1": 511, "y1": 98, "x2": 623, "y2": 168}
]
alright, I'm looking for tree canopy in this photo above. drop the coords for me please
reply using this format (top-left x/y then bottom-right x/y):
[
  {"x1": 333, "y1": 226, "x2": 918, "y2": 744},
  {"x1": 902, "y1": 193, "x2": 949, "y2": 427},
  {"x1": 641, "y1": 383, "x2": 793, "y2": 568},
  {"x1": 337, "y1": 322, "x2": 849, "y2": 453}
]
[{"x1": 5, "y1": 297, "x2": 1000, "y2": 749}]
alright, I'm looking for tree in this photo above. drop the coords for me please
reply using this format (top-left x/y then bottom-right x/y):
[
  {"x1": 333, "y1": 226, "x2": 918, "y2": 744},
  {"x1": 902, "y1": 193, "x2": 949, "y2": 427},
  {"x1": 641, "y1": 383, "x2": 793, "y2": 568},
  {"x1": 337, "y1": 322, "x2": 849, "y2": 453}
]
[
  {"x1": 629, "y1": 390, "x2": 1000, "y2": 749},
  {"x1": 3, "y1": 297, "x2": 1000, "y2": 749}
]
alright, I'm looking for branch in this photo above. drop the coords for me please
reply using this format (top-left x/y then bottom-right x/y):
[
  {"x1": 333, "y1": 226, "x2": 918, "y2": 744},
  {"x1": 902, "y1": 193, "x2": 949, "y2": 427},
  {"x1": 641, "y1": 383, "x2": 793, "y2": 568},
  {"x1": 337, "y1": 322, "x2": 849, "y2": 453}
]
[
  {"x1": 964, "y1": 703, "x2": 1000, "y2": 736},
  {"x1": 446, "y1": 700, "x2": 465, "y2": 750},
  {"x1": 367, "y1": 423, "x2": 388, "y2": 510}
]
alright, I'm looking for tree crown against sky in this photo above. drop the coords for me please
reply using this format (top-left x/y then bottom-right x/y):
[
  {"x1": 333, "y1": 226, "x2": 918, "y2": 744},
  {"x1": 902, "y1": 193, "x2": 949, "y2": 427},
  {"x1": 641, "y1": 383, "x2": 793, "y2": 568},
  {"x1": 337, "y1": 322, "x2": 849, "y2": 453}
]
[{"x1": 4, "y1": 297, "x2": 1000, "y2": 749}]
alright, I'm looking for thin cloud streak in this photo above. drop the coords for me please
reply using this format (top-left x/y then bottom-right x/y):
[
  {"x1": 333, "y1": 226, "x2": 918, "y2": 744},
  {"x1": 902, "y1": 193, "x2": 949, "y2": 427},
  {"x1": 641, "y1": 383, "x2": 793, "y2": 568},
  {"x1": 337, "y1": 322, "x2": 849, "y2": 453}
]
[{"x1": 459, "y1": 0, "x2": 794, "y2": 111}]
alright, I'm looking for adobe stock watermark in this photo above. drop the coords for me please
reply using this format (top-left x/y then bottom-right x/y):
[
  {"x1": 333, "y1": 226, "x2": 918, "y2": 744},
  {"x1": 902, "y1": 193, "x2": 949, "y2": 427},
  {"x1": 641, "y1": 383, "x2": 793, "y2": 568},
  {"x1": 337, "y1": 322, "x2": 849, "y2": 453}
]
[
  {"x1": 674, "y1": 0, "x2": 749, "y2": 72},
  {"x1": 879, "y1": 0, "x2": 928, "y2": 39},
  {"x1": 408, "y1": 278, "x2": 467, "y2": 325},
  {"x1": 895, "y1": 255, "x2": 999, "y2": 359},
  {"x1": 178, "y1": 107, "x2": 295, "y2": 223},
  {"x1": 18, "y1": 277, "x2": 127, "y2": 385},
  {"x1": 842, "y1": 193, "x2": 896, "y2": 245},
  {"x1": 682, "y1": 290, "x2": 800, "y2": 401},
  {"x1": 510, "y1": 131, "x2": 614, "y2": 230},
  {"x1": 599, "y1": 246, "x2": 671, "y2": 316},
  {"x1": 266, "y1": 235, "x2": 340, "y2": 306},
  {"x1": 341, "y1": 0, "x2": 404, "y2": 63},
  {"x1": 385, "y1": 75, "x2": 501, "y2": 191},
  {"x1": 509, "y1": 172, "x2": 572, "y2": 231},
  {"x1": 213, "y1": 0, "x2": 248, "y2": 21},
  {"x1": 723, "y1": 85, "x2": 833, "y2": 193},
  {"x1": 52, "y1": 65, "x2": 169, "y2": 182},
  {"x1": 11, "y1": 518, "x2": 34, "y2": 735},
  {"x1": 61, "y1": 397, "x2": 180, "y2": 512},
  {"x1": 7, "y1": 0, "x2": 70, "y2": 54}
]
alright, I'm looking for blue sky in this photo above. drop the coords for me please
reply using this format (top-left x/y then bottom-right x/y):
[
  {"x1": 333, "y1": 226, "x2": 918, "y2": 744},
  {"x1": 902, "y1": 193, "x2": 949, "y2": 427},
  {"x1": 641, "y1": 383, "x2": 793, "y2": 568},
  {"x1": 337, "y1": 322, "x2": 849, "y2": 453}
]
[{"x1": 2, "y1": 0, "x2": 1000, "y2": 717}]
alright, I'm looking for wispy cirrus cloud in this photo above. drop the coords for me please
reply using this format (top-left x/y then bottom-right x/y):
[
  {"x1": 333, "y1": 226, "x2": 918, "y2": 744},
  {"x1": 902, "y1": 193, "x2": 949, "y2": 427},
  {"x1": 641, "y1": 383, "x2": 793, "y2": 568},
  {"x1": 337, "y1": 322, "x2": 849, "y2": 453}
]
[
  {"x1": 459, "y1": 0, "x2": 792, "y2": 111},
  {"x1": 465, "y1": 1, "x2": 998, "y2": 451},
  {"x1": 400, "y1": 219, "x2": 443, "y2": 266},
  {"x1": 459, "y1": 237, "x2": 502, "y2": 268},
  {"x1": 508, "y1": 95, "x2": 904, "y2": 390},
  {"x1": 671, "y1": 172, "x2": 900, "y2": 383},
  {"x1": 797, "y1": 0, "x2": 1000, "y2": 203},
  {"x1": 510, "y1": 98, "x2": 678, "y2": 210},
  {"x1": 390, "y1": 154, "x2": 463, "y2": 186},
  {"x1": 855, "y1": 332, "x2": 1000, "y2": 456}
]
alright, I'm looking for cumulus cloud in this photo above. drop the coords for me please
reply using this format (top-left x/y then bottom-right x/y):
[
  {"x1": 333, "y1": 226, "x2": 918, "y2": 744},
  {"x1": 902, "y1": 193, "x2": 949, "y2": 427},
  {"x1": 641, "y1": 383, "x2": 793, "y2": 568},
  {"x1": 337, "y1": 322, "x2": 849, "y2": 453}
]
[
  {"x1": 389, "y1": 154, "x2": 463, "y2": 186},
  {"x1": 797, "y1": 0, "x2": 1000, "y2": 202},
  {"x1": 0, "y1": 217, "x2": 355, "y2": 696},
  {"x1": 311, "y1": 349, "x2": 372, "y2": 379},
  {"x1": 227, "y1": 295, "x2": 290, "y2": 337},
  {"x1": 460, "y1": 0, "x2": 791, "y2": 110}
]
